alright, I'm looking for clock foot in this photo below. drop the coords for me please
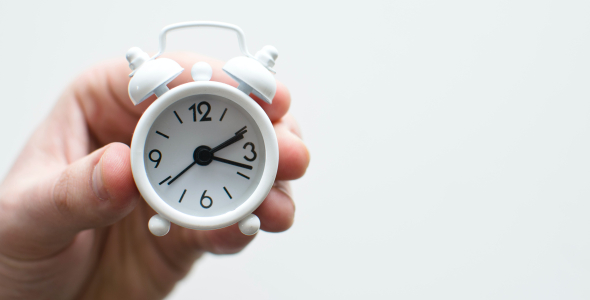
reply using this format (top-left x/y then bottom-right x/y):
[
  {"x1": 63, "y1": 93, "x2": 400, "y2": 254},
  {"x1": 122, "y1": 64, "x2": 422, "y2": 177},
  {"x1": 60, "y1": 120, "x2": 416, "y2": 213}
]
[
  {"x1": 149, "y1": 214, "x2": 171, "y2": 236},
  {"x1": 238, "y1": 214, "x2": 260, "y2": 235}
]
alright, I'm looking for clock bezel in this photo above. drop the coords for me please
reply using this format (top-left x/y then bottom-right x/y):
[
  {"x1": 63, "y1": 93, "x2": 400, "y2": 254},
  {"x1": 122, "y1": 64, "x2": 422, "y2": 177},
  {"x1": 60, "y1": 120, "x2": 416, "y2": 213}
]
[{"x1": 130, "y1": 81, "x2": 278, "y2": 230}]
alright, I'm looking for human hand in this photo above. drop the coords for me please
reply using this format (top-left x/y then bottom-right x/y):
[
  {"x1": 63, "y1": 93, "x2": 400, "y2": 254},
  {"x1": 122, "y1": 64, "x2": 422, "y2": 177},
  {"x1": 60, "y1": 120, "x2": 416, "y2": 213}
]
[{"x1": 0, "y1": 53, "x2": 309, "y2": 299}]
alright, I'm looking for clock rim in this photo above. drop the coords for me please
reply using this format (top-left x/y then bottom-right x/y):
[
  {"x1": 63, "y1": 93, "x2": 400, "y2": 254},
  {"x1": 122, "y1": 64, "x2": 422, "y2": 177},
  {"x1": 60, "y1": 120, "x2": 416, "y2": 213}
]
[{"x1": 130, "y1": 81, "x2": 278, "y2": 230}]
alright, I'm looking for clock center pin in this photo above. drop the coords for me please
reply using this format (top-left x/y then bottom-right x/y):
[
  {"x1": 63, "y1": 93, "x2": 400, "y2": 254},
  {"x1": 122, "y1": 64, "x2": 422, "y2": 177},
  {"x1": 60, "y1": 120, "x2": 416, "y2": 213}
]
[{"x1": 193, "y1": 145, "x2": 213, "y2": 166}]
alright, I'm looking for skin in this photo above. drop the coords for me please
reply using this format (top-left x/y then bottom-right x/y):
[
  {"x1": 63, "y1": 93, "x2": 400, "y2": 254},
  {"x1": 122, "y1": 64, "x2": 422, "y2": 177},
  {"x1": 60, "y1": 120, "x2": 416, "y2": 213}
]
[{"x1": 0, "y1": 53, "x2": 310, "y2": 299}]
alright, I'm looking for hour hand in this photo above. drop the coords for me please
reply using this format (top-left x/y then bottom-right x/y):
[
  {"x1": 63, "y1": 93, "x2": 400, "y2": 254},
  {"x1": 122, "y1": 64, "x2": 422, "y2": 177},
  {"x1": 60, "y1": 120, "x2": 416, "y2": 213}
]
[{"x1": 211, "y1": 156, "x2": 253, "y2": 170}]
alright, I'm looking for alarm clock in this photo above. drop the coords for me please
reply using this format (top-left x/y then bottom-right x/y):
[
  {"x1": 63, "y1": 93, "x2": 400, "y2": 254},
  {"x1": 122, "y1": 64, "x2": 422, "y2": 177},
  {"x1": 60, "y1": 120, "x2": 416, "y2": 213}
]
[{"x1": 125, "y1": 22, "x2": 279, "y2": 237}]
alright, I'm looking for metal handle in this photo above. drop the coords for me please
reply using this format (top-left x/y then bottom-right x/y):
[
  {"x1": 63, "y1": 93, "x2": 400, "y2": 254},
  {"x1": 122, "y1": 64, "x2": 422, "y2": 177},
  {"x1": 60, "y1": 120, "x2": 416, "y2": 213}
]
[{"x1": 151, "y1": 21, "x2": 256, "y2": 61}]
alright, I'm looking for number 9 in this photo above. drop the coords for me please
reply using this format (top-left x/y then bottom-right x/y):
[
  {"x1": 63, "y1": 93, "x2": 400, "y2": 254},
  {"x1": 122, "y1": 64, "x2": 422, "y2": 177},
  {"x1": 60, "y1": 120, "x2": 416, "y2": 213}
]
[{"x1": 149, "y1": 149, "x2": 162, "y2": 168}]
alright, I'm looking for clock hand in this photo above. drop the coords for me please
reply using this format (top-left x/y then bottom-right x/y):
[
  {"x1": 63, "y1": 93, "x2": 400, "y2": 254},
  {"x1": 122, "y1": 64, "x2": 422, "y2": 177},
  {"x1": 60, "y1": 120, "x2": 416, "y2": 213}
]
[
  {"x1": 167, "y1": 126, "x2": 250, "y2": 185},
  {"x1": 209, "y1": 126, "x2": 247, "y2": 154},
  {"x1": 211, "y1": 156, "x2": 253, "y2": 170},
  {"x1": 167, "y1": 161, "x2": 197, "y2": 185}
]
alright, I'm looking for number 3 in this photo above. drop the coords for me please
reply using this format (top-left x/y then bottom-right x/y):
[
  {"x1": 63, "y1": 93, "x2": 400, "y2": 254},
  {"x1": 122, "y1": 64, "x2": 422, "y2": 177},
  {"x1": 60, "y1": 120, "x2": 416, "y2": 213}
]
[{"x1": 243, "y1": 142, "x2": 257, "y2": 162}]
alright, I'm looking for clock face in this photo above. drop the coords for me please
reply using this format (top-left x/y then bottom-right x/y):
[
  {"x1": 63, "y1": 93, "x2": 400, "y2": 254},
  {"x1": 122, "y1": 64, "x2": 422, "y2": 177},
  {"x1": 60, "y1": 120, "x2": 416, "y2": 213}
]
[{"x1": 143, "y1": 94, "x2": 266, "y2": 217}]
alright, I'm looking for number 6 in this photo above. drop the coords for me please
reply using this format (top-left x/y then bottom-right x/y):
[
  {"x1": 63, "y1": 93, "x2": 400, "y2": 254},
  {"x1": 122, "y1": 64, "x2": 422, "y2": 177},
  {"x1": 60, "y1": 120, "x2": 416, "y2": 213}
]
[{"x1": 200, "y1": 190, "x2": 213, "y2": 208}]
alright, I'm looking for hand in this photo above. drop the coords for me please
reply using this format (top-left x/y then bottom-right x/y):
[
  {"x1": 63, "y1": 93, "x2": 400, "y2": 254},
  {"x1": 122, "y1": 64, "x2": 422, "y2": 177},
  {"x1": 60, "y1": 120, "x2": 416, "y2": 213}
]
[
  {"x1": 167, "y1": 161, "x2": 197, "y2": 185},
  {"x1": 209, "y1": 125, "x2": 247, "y2": 153},
  {"x1": 0, "y1": 53, "x2": 310, "y2": 299},
  {"x1": 211, "y1": 156, "x2": 252, "y2": 169},
  {"x1": 167, "y1": 125, "x2": 251, "y2": 185}
]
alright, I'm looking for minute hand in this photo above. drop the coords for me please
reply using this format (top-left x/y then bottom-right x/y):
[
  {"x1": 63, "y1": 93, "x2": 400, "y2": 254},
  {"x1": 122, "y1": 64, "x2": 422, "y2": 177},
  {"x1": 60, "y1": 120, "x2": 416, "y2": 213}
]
[{"x1": 210, "y1": 126, "x2": 247, "y2": 154}]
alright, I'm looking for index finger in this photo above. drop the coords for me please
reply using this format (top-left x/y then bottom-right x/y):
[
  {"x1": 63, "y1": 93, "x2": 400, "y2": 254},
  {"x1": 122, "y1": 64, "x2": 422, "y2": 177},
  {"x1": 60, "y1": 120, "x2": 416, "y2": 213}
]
[{"x1": 70, "y1": 52, "x2": 291, "y2": 147}]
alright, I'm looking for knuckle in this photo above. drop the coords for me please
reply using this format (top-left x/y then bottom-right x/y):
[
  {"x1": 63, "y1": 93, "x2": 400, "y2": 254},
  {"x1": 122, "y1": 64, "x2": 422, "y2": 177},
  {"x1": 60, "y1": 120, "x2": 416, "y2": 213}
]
[{"x1": 52, "y1": 170, "x2": 74, "y2": 218}]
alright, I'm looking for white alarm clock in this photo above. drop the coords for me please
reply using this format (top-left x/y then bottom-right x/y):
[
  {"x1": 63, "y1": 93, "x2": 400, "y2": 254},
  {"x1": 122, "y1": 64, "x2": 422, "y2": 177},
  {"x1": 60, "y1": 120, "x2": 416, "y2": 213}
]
[{"x1": 126, "y1": 22, "x2": 279, "y2": 236}]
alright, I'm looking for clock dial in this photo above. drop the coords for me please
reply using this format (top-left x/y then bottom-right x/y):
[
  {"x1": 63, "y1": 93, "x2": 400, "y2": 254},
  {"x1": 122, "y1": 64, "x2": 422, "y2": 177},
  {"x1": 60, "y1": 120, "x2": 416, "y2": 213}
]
[{"x1": 143, "y1": 94, "x2": 266, "y2": 217}]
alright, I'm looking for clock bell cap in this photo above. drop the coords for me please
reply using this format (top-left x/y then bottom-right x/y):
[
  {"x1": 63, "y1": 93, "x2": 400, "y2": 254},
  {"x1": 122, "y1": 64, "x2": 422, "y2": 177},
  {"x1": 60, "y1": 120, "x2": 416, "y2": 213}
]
[
  {"x1": 223, "y1": 50, "x2": 277, "y2": 104},
  {"x1": 127, "y1": 56, "x2": 184, "y2": 105}
]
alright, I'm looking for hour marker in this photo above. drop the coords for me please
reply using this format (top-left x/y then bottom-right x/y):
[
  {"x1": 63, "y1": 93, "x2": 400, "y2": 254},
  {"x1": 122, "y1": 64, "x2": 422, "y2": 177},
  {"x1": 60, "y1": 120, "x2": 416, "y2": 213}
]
[
  {"x1": 179, "y1": 189, "x2": 187, "y2": 203},
  {"x1": 156, "y1": 131, "x2": 169, "y2": 139},
  {"x1": 223, "y1": 186, "x2": 233, "y2": 199},
  {"x1": 220, "y1": 108, "x2": 228, "y2": 121},
  {"x1": 173, "y1": 111, "x2": 183, "y2": 124},
  {"x1": 159, "y1": 176, "x2": 172, "y2": 185},
  {"x1": 237, "y1": 172, "x2": 250, "y2": 180}
]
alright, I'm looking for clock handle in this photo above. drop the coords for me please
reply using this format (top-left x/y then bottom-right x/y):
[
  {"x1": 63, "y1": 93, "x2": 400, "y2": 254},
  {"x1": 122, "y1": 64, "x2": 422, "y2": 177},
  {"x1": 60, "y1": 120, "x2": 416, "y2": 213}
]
[
  {"x1": 238, "y1": 214, "x2": 260, "y2": 235},
  {"x1": 149, "y1": 21, "x2": 276, "y2": 74}
]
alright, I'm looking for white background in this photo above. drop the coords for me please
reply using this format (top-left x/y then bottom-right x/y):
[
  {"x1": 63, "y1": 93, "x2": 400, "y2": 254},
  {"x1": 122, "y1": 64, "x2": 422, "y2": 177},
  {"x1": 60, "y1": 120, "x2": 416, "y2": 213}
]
[{"x1": 1, "y1": 0, "x2": 590, "y2": 299}]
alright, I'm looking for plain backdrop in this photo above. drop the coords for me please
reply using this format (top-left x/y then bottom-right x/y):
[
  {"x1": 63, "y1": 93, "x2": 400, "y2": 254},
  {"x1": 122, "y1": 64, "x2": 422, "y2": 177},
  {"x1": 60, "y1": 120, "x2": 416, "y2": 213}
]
[{"x1": 1, "y1": 0, "x2": 590, "y2": 299}]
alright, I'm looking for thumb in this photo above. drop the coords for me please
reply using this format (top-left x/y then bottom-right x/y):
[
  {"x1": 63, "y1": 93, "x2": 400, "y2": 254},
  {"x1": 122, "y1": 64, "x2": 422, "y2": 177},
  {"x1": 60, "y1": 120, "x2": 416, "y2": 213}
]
[
  {"x1": 52, "y1": 142, "x2": 140, "y2": 230},
  {"x1": 2, "y1": 143, "x2": 140, "y2": 258}
]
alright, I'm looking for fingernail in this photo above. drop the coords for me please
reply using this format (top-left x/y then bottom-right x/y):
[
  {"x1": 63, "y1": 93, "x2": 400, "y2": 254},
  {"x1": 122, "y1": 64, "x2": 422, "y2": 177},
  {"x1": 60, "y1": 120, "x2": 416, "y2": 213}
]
[
  {"x1": 92, "y1": 158, "x2": 109, "y2": 201},
  {"x1": 273, "y1": 181, "x2": 295, "y2": 211}
]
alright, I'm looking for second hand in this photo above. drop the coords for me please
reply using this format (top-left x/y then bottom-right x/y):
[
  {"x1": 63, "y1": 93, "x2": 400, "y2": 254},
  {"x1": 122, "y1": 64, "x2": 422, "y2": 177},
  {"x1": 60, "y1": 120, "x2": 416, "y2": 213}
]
[
  {"x1": 168, "y1": 161, "x2": 197, "y2": 185},
  {"x1": 167, "y1": 126, "x2": 249, "y2": 185}
]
